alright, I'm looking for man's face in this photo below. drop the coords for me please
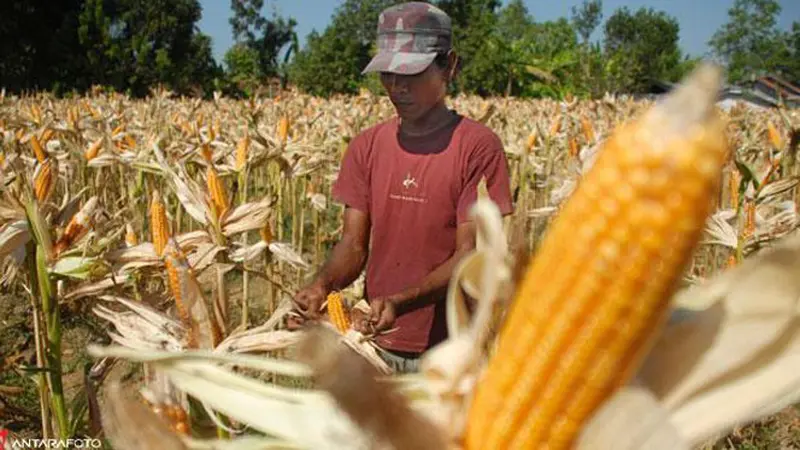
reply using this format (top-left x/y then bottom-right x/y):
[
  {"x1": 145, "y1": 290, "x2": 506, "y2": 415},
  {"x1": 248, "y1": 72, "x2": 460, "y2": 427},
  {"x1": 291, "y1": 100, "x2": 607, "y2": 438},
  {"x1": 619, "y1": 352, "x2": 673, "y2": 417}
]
[{"x1": 380, "y1": 61, "x2": 448, "y2": 122}]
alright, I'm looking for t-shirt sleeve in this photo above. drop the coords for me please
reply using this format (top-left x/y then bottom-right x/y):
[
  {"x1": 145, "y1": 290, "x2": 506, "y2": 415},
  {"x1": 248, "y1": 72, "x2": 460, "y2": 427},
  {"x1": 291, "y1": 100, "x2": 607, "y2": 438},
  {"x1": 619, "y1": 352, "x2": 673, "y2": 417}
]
[
  {"x1": 456, "y1": 131, "x2": 514, "y2": 224},
  {"x1": 331, "y1": 136, "x2": 370, "y2": 214}
]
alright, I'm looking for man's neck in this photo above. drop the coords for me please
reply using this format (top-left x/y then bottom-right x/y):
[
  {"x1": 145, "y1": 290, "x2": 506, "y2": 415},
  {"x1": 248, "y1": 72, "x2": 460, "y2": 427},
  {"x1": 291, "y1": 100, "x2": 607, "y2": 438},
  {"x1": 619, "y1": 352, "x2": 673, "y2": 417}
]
[{"x1": 399, "y1": 104, "x2": 455, "y2": 137}]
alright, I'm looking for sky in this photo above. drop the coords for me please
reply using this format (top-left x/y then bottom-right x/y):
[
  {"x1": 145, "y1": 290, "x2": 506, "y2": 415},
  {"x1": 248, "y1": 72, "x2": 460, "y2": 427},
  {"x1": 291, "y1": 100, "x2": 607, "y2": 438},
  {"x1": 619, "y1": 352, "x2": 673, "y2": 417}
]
[{"x1": 198, "y1": 0, "x2": 799, "y2": 65}]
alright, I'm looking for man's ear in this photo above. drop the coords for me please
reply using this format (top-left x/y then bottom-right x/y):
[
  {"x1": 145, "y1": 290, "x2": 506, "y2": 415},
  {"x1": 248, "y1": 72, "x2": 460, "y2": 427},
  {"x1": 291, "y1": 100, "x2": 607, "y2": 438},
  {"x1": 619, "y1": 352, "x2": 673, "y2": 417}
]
[{"x1": 447, "y1": 51, "x2": 459, "y2": 81}]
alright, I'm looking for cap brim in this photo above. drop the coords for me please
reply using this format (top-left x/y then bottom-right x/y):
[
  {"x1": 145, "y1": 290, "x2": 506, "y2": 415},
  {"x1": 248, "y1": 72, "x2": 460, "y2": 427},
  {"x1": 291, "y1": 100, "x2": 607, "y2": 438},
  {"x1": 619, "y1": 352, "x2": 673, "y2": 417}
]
[{"x1": 361, "y1": 51, "x2": 437, "y2": 75}]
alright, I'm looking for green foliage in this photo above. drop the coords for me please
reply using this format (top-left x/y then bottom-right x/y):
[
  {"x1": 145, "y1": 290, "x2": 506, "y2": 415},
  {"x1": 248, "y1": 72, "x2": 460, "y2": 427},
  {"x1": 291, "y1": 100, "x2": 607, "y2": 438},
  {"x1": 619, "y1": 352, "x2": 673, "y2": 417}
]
[
  {"x1": 224, "y1": 43, "x2": 263, "y2": 97},
  {"x1": 602, "y1": 6, "x2": 683, "y2": 94},
  {"x1": 435, "y1": 0, "x2": 502, "y2": 96},
  {"x1": 287, "y1": 0, "x2": 403, "y2": 97},
  {"x1": 571, "y1": 0, "x2": 603, "y2": 44},
  {"x1": 228, "y1": 0, "x2": 298, "y2": 83},
  {"x1": 1, "y1": 0, "x2": 796, "y2": 100},
  {"x1": 709, "y1": 0, "x2": 799, "y2": 83}
]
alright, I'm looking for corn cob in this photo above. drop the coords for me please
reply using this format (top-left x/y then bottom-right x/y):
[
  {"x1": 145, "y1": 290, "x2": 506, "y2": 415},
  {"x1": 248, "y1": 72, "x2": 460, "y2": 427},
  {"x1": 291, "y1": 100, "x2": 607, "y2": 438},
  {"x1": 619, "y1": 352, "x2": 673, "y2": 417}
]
[
  {"x1": 580, "y1": 116, "x2": 595, "y2": 143},
  {"x1": 549, "y1": 116, "x2": 562, "y2": 137},
  {"x1": 526, "y1": 132, "x2": 537, "y2": 153},
  {"x1": 743, "y1": 200, "x2": 756, "y2": 239},
  {"x1": 150, "y1": 191, "x2": 170, "y2": 257},
  {"x1": 33, "y1": 159, "x2": 54, "y2": 202},
  {"x1": 260, "y1": 222, "x2": 273, "y2": 244},
  {"x1": 85, "y1": 138, "x2": 103, "y2": 161},
  {"x1": 54, "y1": 196, "x2": 98, "y2": 256},
  {"x1": 327, "y1": 291, "x2": 351, "y2": 333},
  {"x1": 206, "y1": 166, "x2": 228, "y2": 218},
  {"x1": 278, "y1": 115, "x2": 290, "y2": 144},
  {"x1": 40, "y1": 128, "x2": 55, "y2": 144},
  {"x1": 164, "y1": 241, "x2": 222, "y2": 349},
  {"x1": 767, "y1": 122, "x2": 782, "y2": 149},
  {"x1": 728, "y1": 169, "x2": 740, "y2": 209},
  {"x1": 200, "y1": 143, "x2": 213, "y2": 163},
  {"x1": 125, "y1": 224, "x2": 138, "y2": 247},
  {"x1": 30, "y1": 135, "x2": 47, "y2": 163},
  {"x1": 464, "y1": 65, "x2": 728, "y2": 450},
  {"x1": 568, "y1": 137, "x2": 579, "y2": 158},
  {"x1": 236, "y1": 134, "x2": 249, "y2": 171},
  {"x1": 30, "y1": 104, "x2": 41, "y2": 124}
]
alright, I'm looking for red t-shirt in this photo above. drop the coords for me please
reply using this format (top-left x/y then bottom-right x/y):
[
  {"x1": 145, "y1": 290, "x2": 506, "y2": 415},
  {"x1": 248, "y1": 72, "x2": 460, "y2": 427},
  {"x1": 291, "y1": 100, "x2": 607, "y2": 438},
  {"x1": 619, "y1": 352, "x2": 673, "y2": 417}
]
[{"x1": 331, "y1": 112, "x2": 514, "y2": 353}]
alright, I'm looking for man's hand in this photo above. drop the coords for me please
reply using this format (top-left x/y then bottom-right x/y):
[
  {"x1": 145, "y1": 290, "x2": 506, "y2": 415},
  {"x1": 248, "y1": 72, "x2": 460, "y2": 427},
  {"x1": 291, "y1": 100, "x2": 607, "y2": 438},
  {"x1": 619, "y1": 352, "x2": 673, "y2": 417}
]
[
  {"x1": 354, "y1": 297, "x2": 397, "y2": 334},
  {"x1": 288, "y1": 281, "x2": 328, "y2": 330}
]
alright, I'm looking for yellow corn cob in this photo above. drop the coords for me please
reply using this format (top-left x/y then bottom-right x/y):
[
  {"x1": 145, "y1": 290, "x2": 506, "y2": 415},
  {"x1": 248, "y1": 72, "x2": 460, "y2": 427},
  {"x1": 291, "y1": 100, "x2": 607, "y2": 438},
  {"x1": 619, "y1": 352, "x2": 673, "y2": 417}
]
[
  {"x1": 40, "y1": 128, "x2": 55, "y2": 145},
  {"x1": 464, "y1": 65, "x2": 728, "y2": 450},
  {"x1": 30, "y1": 104, "x2": 41, "y2": 124},
  {"x1": 767, "y1": 122, "x2": 782, "y2": 149},
  {"x1": 260, "y1": 222, "x2": 273, "y2": 244},
  {"x1": 30, "y1": 135, "x2": 47, "y2": 163},
  {"x1": 33, "y1": 159, "x2": 54, "y2": 202},
  {"x1": 580, "y1": 116, "x2": 595, "y2": 143},
  {"x1": 150, "y1": 191, "x2": 170, "y2": 257},
  {"x1": 525, "y1": 132, "x2": 537, "y2": 153},
  {"x1": 200, "y1": 143, "x2": 213, "y2": 163},
  {"x1": 729, "y1": 169, "x2": 740, "y2": 209},
  {"x1": 206, "y1": 166, "x2": 228, "y2": 218},
  {"x1": 125, "y1": 224, "x2": 138, "y2": 247},
  {"x1": 54, "y1": 196, "x2": 98, "y2": 256},
  {"x1": 549, "y1": 116, "x2": 562, "y2": 137},
  {"x1": 277, "y1": 115, "x2": 290, "y2": 144},
  {"x1": 743, "y1": 200, "x2": 756, "y2": 239},
  {"x1": 727, "y1": 254, "x2": 737, "y2": 268},
  {"x1": 85, "y1": 138, "x2": 103, "y2": 161},
  {"x1": 327, "y1": 292, "x2": 350, "y2": 333},
  {"x1": 568, "y1": 137, "x2": 579, "y2": 158},
  {"x1": 164, "y1": 242, "x2": 222, "y2": 349},
  {"x1": 124, "y1": 134, "x2": 136, "y2": 150},
  {"x1": 236, "y1": 135, "x2": 249, "y2": 171}
]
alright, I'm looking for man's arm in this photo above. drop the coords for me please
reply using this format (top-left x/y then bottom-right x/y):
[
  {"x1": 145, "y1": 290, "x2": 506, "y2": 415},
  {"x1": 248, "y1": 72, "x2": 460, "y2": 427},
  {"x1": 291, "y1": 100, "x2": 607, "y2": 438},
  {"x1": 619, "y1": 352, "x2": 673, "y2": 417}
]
[
  {"x1": 315, "y1": 207, "x2": 371, "y2": 292},
  {"x1": 362, "y1": 221, "x2": 475, "y2": 332},
  {"x1": 293, "y1": 207, "x2": 370, "y2": 320}
]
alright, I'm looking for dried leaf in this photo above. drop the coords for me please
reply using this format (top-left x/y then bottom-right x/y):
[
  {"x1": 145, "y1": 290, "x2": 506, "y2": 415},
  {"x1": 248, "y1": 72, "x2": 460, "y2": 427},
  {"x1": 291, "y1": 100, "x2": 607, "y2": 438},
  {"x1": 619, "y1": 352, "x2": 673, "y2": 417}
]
[{"x1": 576, "y1": 385, "x2": 687, "y2": 450}]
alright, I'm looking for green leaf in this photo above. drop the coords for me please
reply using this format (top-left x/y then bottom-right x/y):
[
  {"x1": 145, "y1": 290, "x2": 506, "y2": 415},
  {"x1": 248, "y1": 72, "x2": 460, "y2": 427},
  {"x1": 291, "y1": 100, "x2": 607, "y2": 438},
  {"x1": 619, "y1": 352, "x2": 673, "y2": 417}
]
[
  {"x1": 50, "y1": 256, "x2": 103, "y2": 280},
  {"x1": 734, "y1": 159, "x2": 760, "y2": 192}
]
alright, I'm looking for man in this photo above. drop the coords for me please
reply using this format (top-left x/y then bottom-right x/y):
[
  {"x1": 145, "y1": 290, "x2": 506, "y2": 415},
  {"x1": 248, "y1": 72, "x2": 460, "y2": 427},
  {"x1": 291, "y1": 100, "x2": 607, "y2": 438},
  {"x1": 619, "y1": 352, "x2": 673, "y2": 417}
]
[{"x1": 291, "y1": 2, "x2": 513, "y2": 373}]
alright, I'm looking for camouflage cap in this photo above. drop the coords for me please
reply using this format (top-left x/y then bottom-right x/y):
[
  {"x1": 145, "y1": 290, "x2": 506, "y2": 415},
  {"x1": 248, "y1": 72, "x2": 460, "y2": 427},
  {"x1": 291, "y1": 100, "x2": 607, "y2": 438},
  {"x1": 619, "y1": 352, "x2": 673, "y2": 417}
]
[{"x1": 361, "y1": 2, "x2": 452, "y2": 76}]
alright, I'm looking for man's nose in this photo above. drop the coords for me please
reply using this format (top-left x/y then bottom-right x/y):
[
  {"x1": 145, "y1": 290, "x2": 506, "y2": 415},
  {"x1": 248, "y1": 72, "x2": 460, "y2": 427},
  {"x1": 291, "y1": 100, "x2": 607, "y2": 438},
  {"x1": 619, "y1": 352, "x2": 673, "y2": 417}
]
[{"x1": 386, "y1": 74, "x2": 410, "y2": 91}]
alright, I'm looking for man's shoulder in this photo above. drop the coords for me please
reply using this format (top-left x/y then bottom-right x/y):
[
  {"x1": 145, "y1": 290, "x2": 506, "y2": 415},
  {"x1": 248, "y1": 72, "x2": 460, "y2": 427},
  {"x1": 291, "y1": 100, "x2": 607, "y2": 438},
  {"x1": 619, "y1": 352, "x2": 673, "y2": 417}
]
[
  {"x1": 453, "y1": 114, "x2": 504, "y2": 152},
  {"x1": 352, "y1": 117, "x2": 397, "y2": 145}
]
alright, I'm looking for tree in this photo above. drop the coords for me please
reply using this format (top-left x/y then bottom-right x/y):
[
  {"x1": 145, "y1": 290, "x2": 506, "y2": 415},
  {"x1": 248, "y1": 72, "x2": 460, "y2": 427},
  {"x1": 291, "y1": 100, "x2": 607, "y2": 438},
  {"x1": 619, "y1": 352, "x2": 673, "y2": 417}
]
[
  {"x1": 709, "y1": 0, "x2": 797, "y2": 83},
  {"x1": 224, "y1": 42, "x2": 262, "y2": 96},
  {"x1": 571, "y1": 0, "x2": 603, "y2": 45},
  {"x1": 0, "y1": 0, "x2": 89, "y2": 93},
  {"x1": 287, "y1": 0, "x2": 403, "y2": 97},
  {"x1": 229, "y1": 0, "x2": 298, "y2": 82},
  {"x1": 602, "y1": 6, "x2": 683, "y2": 93},
  {"x1": 435, "y1": 0, "x2": 502, "y2": 96},
  {"x1": 76, "y1": 0, "x2": 221, "y2": 97},
  {"x1": 570, "y1": 0, "x2": 604, "y2": 97}
]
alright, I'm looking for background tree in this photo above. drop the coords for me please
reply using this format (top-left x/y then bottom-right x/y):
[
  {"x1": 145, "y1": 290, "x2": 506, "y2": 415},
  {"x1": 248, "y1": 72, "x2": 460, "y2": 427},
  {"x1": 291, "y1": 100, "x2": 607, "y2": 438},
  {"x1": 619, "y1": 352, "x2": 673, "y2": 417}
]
[
  {"x1": 0, "y1": 0, "x2": 89, "y2": 94},
  {"x1": 602, "y1": 6, "x2": 683, "y2": 94},
  {"x1": 435, "y1": 0, "x2": 502, "y2": 96},
  {"x1": 287, "y1": 0, "x2": 403, "y2": 97},
  {"x1": 228, "y1": 0, "x2": 298, "y2": 84},
  {"x1": 570, "y1": 0, "x2": 603, "y2": 97},
  {"x1": 76, "y1": 0, "x2": 220, "y2": 97},
  {"x1": 709, "y1": 0, "x2": 799, "y2": 83}
]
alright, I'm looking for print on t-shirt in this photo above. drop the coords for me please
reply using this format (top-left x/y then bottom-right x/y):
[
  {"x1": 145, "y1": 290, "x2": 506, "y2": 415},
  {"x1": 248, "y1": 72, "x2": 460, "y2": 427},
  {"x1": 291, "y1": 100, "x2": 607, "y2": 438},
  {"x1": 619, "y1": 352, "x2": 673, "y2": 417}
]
[{"x1": 391, "y1": 171, "x2": 427, "y2": 204}]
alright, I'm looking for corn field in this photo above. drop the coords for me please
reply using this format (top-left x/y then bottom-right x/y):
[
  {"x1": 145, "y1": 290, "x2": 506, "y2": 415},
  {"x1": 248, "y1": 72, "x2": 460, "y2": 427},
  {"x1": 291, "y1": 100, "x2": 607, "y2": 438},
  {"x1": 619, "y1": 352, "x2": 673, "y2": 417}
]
[{"x1": 1, "y1": 66, "x2": 800, "y2": 449}]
